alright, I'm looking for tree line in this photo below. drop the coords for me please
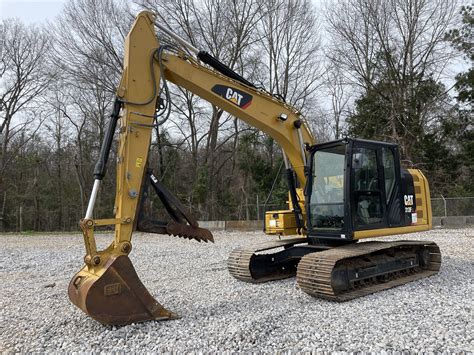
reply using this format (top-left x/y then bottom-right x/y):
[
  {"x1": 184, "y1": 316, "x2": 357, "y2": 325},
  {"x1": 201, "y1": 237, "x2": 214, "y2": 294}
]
[{"x1": 0, "y1": 0, "x2": 471, "y2": 232}]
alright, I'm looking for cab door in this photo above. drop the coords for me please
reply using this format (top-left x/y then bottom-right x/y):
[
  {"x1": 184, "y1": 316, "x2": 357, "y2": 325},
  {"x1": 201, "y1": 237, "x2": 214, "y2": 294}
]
[{"x1": 350, "y1": 143, "x2": 386, "y2": 230}]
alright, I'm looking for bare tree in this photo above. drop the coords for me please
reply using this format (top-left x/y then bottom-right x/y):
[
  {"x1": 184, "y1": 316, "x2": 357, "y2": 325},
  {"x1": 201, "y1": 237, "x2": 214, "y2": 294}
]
[
  {"x1": 0, "y1": 20, "x2": 54, "y2": 230},
  {"x1": 325, "y1": 0, "x2": 380, "y2": 91},
  {"x1": 0, "y1": 20, "x2": 53, "y2": 172},
  {"x1": 51, "y1": 0, "x2": 132, "y2": 94},
  {"x1": 255, "y1": 0, "x2": 324, "y2": 165},
  {"x1": 326, "y1": 0, "x2": 459, "y2": 159},
  {"x1": 258, "y1": 0, "x2": 323, "y2": 109},
  {"x1": 323, "y1": 63, "x2": 352, "y2": 139},
  {"x1": 50, "y1": 0, "x2": 133, "y2": 135}
]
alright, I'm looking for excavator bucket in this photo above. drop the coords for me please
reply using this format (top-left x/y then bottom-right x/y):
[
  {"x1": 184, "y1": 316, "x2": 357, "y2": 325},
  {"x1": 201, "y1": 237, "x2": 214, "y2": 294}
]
[{"x1": 68, "y1": 254, "x2": 178, "y2": 326}]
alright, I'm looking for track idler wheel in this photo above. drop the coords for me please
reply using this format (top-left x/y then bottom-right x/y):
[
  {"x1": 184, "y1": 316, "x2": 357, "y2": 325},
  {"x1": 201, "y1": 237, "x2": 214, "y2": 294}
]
[{"x1": 68, "y1": 255, "x2": 177, "y2": 326}]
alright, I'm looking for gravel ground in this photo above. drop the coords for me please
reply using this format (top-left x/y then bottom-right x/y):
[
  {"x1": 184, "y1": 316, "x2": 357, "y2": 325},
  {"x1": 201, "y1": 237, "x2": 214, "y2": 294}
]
[{"x1": 0, "y1": 227, "x2": 473, "y2": 352}]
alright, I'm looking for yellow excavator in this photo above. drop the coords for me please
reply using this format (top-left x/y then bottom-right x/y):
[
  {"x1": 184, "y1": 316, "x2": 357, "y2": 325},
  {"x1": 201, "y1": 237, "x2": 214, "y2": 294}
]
[{"x1": 68, "y1": 11, "x2": 441, "y2": 325}]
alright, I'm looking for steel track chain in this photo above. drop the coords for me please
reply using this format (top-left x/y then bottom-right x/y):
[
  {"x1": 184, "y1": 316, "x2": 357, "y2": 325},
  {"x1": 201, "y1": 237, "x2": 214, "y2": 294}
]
[
  {"x1": 227, "y1": 238, "x2": 307, "y2": 283},
  {"x1": 296, "y1": 241, "x2": 441, "y2": 301}
]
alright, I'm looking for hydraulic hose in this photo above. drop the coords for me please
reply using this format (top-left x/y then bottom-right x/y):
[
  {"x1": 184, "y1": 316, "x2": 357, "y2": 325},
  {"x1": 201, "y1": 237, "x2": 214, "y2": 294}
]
[{"x1": 93, "y1": 99, "x2": 121, "y2": 180}]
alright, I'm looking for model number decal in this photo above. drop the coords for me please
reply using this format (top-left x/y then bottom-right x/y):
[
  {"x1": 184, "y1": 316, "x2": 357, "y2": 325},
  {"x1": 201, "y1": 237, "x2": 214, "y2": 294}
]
[{"x1": 211, "y1": 85, "x2": 253, "y2": 109}]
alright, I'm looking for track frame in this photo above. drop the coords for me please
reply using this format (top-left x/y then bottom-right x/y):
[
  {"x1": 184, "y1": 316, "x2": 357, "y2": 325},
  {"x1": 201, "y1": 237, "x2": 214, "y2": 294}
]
[{"x1": 228, "y1": 239, "x2": 441, "y2": 301}]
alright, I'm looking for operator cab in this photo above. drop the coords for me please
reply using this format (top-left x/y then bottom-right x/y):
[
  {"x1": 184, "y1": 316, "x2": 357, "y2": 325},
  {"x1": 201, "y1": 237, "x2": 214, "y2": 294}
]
[{"x1": 306, "y1": 138, "x2": 417, "y2": 242}]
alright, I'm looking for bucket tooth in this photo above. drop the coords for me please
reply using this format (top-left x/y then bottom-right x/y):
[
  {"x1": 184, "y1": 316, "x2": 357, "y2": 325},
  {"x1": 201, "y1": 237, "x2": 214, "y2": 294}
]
[
  {"x1": 68, "y1": 254, "x2": 177, "y2": 326},
  {"x1": 166, "y1": 222, "x2": 214, "y2": 243}
]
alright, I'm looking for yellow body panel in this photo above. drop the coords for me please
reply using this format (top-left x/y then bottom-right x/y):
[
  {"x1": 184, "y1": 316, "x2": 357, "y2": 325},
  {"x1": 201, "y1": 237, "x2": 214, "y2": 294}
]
[
  {"x1": 265, "y1": 210, "x2": 301, "y2": 235},
  {"x1": 353, "y1": 224, "x2": 430, "y2": 239},
  {"x1": 265, "y1": 189, "x2": 306, "y2": 235},
  {"x1": 408, "y1": 168, "x2": 432, "y2": 228}
]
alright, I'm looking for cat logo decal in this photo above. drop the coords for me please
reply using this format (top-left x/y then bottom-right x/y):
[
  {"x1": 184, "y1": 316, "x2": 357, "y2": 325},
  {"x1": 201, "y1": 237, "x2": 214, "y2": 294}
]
[{"x1": 211, "y1": 85, "x2": 252, "y2": 109}]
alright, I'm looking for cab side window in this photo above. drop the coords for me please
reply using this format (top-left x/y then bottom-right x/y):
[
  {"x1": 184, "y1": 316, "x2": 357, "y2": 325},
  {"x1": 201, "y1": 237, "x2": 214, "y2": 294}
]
[
  {"x1": 382, "y1": 148, "x2": 396, "y2": 203},
  {"x1": 352, "y1": 147, "x2": 383, "y2": 226}
]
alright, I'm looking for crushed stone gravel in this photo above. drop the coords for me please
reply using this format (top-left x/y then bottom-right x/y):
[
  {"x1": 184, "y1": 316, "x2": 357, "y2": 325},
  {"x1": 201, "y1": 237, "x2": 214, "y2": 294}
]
[{"x1": 0, "y1": 227, "x2": 473, "y2": 352}]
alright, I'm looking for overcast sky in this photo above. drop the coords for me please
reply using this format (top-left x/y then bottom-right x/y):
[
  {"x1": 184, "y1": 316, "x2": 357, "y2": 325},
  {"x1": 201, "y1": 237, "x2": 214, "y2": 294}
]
[
  {"x1": 0, "y1": 0, "x2": 67, "y2": 23},
  {"x1": 0, "y1": 0, "x2": 326, "y2": 23}
]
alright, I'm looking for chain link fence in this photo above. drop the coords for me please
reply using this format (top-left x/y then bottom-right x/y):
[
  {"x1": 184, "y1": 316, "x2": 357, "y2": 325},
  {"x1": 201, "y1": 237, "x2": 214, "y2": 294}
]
[
  {"x1": 1, "y1": 198, "x2": 473, "y2": 233},
  {"x1": 238, "y1": 197, "x2": 474, "y2": 220},
  {"x1": 233, "y1": 197, "x2": 474, "y2": 220},
  {"x1": 431, "y1": 196, "x2": 474, "y2": 217}
]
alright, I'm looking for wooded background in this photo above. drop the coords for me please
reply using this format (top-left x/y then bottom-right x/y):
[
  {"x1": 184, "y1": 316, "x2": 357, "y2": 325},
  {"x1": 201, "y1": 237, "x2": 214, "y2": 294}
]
[{"x1": 0, "y1": 0, "x2": 472, "y2": 231}]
